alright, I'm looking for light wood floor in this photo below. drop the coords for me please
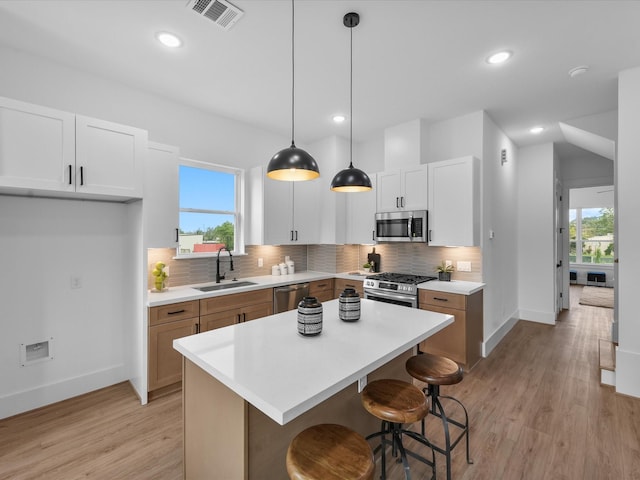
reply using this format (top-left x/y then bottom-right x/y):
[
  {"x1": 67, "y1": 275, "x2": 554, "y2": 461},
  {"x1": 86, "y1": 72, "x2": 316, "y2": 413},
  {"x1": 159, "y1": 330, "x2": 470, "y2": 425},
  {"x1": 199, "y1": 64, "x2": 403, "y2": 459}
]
[{"x1": 1, "y1": 285, "x2": 638, "y2": 480}]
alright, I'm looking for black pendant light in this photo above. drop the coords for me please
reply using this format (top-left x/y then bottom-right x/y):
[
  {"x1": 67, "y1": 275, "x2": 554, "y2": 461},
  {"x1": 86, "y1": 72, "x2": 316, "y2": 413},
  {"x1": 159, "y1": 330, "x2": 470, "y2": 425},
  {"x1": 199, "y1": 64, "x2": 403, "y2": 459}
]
[
  {"x1": 330, "y1": 12, "x2": 372, "y2": 193},
  {"x1": 267, "y1": 0, "x2": 319, "y2": 181}
]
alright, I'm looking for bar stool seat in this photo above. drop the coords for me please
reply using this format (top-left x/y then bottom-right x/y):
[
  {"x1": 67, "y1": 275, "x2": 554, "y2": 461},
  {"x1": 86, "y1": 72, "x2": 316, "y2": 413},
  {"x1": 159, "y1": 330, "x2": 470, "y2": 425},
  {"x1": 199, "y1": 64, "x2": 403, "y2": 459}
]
[
  {"x1": 361, "y1": 379, "x2": 435, "y2": 480},
  {"x1": 406, "y1": 353, "x2": 473, "y2": 480},
  {"x1": 286, "y1": 424, "x2": 374, "y2": 480}
]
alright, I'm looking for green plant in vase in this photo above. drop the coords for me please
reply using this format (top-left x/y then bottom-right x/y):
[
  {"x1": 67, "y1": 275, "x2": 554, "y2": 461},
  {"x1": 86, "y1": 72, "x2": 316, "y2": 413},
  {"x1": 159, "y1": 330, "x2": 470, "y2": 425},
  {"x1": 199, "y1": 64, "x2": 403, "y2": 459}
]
[
  {"x1": 152, "y1": 261, "x2": 169, "y2": 291},
  {"x1": 435, "y1": 261, "x2": 454, "y2": 281}
]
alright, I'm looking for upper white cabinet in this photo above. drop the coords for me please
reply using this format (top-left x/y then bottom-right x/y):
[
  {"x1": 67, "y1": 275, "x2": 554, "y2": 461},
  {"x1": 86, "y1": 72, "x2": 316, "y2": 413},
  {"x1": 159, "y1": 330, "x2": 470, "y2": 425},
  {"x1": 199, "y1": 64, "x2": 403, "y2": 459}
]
[
  {"x1": 428, "y1": 156, "x2": 480, "y2": 247},
  {"x1": 144, "y1": 142, "x2": 179, "y2": 248},
  {"x1": 376, "y1": 165, "x2": 428, "y2": 212},
  {"x1": 248, "y1": 166, "x2": 320, "y2": 245},
  {"x1": 346, "y1": 175, "x2": 377, "y2": 245},
  {"x1": 0, "y1": 96, "x2": 147, "y2": 200}
]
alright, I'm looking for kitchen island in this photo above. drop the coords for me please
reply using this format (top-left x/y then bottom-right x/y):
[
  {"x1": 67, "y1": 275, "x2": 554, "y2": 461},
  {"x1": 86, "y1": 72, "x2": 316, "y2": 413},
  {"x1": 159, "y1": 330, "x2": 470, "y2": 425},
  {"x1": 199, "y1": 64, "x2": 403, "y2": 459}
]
[{"x1": 174, "y1": 298, "x2": 453, "y2": 479}]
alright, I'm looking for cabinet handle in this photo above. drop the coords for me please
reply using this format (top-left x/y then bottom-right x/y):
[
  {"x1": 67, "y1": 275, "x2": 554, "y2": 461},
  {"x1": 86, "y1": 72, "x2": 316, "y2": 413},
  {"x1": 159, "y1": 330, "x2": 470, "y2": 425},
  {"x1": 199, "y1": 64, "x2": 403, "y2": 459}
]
[
  {"x1": 68, "y1": 165, "x2": 72, "y2": 185},
  {"x1": 195, "y1": 323, "x2": 200, "y2": 334},
  {"x1": 290, "y1": 230, "x2": 294, "y2": 241},
  {"x1": 175, "y1": 228, "x2": 179, "y2": 243},
  {"x1": 433, "y1": 297, "x2": 449, "y2": 302},
  {"x1": 167, "y1": 309, "x2": 186, "y2": 315},
  {"x1": 372, "y1": 230, "x2": 375, "y2": 241},
  {"x1": 80, "y1": 166, "x2": 84, "y2": 186},
  {"x1": 295, "y1": 230, "x2": 298, "y2": 241},
  {"x1": 243, "y1": 313, "x2": 246, "y2": 322},
  {"x1": 428, "y1": 230, "x2": 432, "y2": 242},
  {"x1": 396, "y1": 197, "x2": 400, "y2": 208}
]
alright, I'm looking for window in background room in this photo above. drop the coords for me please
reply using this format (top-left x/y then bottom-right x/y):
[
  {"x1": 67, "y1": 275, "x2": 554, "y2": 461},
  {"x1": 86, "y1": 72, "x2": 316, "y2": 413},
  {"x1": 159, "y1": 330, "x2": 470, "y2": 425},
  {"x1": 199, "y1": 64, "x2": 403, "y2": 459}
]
[
  {"x1": 178, "y1": 159, "x2": 243, "y2": 255},
  {"x1": 569, "y1": 207, "x2": 614, "y2": 264}
]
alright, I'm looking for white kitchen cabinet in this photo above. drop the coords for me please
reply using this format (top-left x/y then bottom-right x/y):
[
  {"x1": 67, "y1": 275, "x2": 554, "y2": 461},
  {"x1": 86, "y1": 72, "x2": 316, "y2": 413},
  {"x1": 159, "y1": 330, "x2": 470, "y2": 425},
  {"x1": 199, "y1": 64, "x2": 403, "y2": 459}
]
[
  {"x1": 346, "y1": 175, "x2": 377, "y2": 244},
  {"x1": 248, "y1": 166, "x2": 320, "y2": 245},
  {"x1": 0, "y1": 96, "x2": 75, "y2": 192},
  {"x1": 0, "y1": 96, "x2": 147, "y2": 200},
  {"x1": 427, "y1": 156, "x2": 480, "y2": 247},
  {"x1": 376, "y1": 165, "x2": 428, "y2": 212},
  {"x1": 144, "y1": 142, "x2": 179, "y2": 248}
]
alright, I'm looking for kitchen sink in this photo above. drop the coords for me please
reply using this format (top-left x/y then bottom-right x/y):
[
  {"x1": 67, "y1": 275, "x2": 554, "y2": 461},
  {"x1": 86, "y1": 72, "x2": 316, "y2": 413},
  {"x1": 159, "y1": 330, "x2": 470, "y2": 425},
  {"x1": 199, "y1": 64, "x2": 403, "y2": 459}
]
[{"x1": 195, "y1": 281, "x2": 257, "y2": 292}]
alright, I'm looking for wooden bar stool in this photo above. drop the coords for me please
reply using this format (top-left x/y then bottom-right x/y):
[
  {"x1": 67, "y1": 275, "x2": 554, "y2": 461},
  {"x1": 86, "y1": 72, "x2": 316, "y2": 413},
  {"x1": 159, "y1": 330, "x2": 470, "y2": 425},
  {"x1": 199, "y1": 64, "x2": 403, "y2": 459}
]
[
  {"x1": 361, "y1": 379, "x2": 436, "y2": 480},
  {"x1": 406, "y1": 353, "x2": 473, "y2": 480},
  {"x1": 286, "y1": 424, "x2": 375, "y2": 480}
]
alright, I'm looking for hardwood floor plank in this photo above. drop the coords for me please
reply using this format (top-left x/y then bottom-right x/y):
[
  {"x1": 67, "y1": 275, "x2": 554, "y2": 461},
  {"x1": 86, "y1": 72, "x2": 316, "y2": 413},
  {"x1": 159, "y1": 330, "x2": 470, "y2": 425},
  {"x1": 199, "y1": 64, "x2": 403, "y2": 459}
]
[{"x1": 0, "y1": 285, "x2": 638, "y2": 480}]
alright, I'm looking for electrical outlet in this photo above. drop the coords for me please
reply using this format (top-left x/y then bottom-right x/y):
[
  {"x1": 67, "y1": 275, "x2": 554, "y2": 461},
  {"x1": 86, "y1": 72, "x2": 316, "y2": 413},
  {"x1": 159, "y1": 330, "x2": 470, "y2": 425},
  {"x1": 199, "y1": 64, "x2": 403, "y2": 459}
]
[
  {"x1": 70, "y1": 276, "x2": 82, "y2": 289},
  {"x1": 457, "y1": 261, "x2": 472, "y2": 272},
  {"x1": 258, "y1": 258, "x2": 263, "y2": 267},
  {"x1": 358, "y1": 375, "x2": 368, "y2": 393}
]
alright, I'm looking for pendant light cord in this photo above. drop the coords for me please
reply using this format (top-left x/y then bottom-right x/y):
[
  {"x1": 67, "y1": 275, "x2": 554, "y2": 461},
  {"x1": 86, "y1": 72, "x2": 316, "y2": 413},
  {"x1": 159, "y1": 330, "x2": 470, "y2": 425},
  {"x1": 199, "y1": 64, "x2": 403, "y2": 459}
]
[
  {"x1": 291, "y1": 0, "x2": 295, "y2": 146},
  {"x1": 349, "y1": 22, "x2": 354, "y2": 168}
]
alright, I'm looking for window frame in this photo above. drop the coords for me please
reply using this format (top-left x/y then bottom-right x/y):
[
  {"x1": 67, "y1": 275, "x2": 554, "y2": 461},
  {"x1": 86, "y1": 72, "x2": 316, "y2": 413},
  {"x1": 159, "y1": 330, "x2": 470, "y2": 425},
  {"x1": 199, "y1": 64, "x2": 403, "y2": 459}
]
[
  {"x1": 175, "y1": 157, "x2": 245, "y2": 258},
  {"x1": 569, "y1": 207, "x2": 614, "y2": 265}
]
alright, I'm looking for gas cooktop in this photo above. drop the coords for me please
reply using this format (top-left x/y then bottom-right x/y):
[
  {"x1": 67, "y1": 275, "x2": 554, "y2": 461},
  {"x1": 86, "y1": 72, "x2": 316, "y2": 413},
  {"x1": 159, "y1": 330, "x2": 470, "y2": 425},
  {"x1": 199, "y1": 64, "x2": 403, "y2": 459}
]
[{"x1": 365, "y1": 272, "x2": 438, "y2": 285}]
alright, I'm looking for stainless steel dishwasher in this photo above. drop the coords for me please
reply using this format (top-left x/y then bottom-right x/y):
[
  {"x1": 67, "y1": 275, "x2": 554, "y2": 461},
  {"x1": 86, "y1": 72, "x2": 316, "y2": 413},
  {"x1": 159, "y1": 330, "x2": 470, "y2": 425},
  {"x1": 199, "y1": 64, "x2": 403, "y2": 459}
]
[{"x1": 273, "y1": 282, "x2": 310, "y2": 313}]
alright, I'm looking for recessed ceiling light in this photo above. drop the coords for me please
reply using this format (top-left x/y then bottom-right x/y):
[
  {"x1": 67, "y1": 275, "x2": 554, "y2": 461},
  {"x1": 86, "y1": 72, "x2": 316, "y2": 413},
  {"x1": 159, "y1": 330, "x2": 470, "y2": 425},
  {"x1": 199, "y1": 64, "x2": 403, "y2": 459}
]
[
  {"x1": 568, "y1": 65, "x2": 589, "y2": 78},
  {"x1": 332, "y1": 115, "x2": 346, "y2": 123},
  {"x1": 486, "y1": 50, "x2": 512, "y2": 65},
  {"x1": 156, "y1": 32, "x2": 182, "y2": 48},
  {"x1": 530, "y1": 126, "x2": 545, "y2": 134}
]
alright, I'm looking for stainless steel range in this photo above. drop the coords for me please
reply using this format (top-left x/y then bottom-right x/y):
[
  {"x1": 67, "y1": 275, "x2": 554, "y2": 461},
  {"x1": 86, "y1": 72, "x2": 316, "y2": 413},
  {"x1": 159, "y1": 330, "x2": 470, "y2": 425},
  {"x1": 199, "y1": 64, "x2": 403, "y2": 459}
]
[{"x1": 364, "y1": 272, "x2": 437, "y2": 308}]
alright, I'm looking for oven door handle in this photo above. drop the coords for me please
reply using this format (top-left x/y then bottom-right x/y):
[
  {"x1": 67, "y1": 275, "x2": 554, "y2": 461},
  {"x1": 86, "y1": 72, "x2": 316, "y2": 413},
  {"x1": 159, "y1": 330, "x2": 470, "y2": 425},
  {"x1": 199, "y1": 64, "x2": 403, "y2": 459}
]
[{"x1": 364, "y1": 289, "x2": 417, "y2": 306}]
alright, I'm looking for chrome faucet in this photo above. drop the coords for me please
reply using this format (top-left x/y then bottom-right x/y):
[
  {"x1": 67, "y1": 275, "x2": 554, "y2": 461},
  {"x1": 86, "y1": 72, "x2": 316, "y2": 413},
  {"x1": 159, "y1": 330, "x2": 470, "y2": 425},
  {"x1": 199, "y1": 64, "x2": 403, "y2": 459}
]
[{"x1": 216, "y1": 247, "x2": 234, "y2": 283}]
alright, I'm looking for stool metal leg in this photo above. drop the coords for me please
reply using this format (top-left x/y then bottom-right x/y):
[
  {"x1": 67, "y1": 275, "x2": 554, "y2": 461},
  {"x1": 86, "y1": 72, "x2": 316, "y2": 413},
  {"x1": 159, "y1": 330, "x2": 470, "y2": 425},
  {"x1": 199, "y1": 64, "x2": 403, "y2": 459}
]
[
  {"x1": 423, "y1": 384, "x2": 473, "y2": 480},
  {"x1": 366, "y1": 421, "x2": 436, "y2": 480}
]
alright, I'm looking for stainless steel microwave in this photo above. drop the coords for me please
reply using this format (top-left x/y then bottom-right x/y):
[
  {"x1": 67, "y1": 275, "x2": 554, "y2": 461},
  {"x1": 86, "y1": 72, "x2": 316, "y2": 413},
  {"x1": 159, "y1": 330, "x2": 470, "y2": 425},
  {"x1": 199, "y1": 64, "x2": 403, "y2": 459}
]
[{"x1": 375, "y1": 210, "x2": 428, "y2": 242}]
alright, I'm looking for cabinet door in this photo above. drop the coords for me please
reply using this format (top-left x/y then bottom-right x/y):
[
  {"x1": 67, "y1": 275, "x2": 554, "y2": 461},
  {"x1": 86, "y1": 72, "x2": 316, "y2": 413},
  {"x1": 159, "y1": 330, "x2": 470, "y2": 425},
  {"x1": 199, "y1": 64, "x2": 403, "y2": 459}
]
[
  {"x1": 292, "y1": 179, "x2": 321, "y2": 243},
  {"x1": 376, "y1": 170, "x2": 402, "y2": 212},
  {"x1": 418, "y1": 305, "x2": 466, "y2": 366},
  {"x1": 148, "y1": 317, "x2": 199, "y2": 391},
  {"x1": 401, "y1": 165, "x2": 428, "y2": 210},
  {"x1": 334, "y1": 278, "x2": 364, "y2": 298},
  {"x1": 0, "y1": 96, "x2": 75, "y2": 192},
  {"x1": 428, "y1": 156, "x2": 479, "y2": 246},
  {"x1": 145, "y1": 142, "x2": 179, "y2": 248},
  {"x1": 76, "y1": 115, "x2": 146, "y2": 198},
  {"x1": 200, "y1": 310, "x2": 240, "y2": 332},
  {"x1": 263, "y1": 176, "x2": 294, "y2": 245},
  {"x1": 240, "y1": 302, "x2": 273, "y2": 322},
  {"x1": 346, "y1": 175, "x2": 377, "y2": 244}
]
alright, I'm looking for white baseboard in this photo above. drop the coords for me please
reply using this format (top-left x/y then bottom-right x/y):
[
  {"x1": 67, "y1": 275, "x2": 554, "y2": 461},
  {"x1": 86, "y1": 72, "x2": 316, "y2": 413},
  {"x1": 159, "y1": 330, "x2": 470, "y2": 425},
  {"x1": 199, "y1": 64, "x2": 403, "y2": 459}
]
[
  {"x1": 518, "y1": 308, "x2": 556, "y2": 325},
  {"x1": 615, "y1": 348, "x2": 640, "y2": 398},
  {"x1": 601, "y1": 368, "x2": 616, "y2": 387},
  {"x1": 0, "y1": 364, "x2": 127, "y2": 419},
  {"x1": 483, "y1": 310, "x2": 519, "y2": 357}
]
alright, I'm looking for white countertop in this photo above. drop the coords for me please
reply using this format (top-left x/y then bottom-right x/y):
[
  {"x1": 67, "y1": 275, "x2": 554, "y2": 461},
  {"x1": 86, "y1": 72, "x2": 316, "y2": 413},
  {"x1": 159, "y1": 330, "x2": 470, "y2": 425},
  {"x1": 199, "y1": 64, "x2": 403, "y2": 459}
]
[
  {"x1": 147, "y1": 271, "x2": 336, "y2": 307},
  {"x1": 173, "y1": 298, "x2": 453, "y2": 425},
  {"x1": 418, "y1": 279, "x2": 485, "y2": 295}
]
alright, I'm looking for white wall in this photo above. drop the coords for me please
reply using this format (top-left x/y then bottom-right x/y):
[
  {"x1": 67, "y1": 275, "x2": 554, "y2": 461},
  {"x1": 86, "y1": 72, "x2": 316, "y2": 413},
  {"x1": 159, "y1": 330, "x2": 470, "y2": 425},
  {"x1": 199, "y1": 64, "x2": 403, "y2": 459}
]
[
  {"x1": 517, "y1": 143, "x2": 557, "y2": 324},
  {"x1": 427, "y1": 111, "x2": 484, "y2": 162},
  {"x1": 616, "y1": 66, "x2": 640, "y2": 397},
  {"x1": 0, "y1": 196, "x2": 131, "y2": 418},
  {"x1": 481, "y1": 113, "x2": 520, "y2": 353}
]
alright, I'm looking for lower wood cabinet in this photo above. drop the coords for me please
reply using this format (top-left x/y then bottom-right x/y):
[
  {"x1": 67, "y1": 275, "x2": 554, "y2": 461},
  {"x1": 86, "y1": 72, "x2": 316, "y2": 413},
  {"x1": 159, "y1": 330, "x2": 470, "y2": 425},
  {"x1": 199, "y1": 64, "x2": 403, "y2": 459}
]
[
  {"x1": 200, "y1": 288, "x2": 273, "y2": 330},
  {"x1": 148, "y1": 300, "x2": 199, "y2": 398},
  {"x1": 334, "y1": 278, "x2": 364, "y2": 298},
  {"x1": 418, "y1": 289, "x2": 483, "y2": 370},
  {"x1": 148, "y1": 289, "x2": 273, "y2": 399},
  {"x1": 309, "y1": 279, "x2": 335, "y2": 303}
]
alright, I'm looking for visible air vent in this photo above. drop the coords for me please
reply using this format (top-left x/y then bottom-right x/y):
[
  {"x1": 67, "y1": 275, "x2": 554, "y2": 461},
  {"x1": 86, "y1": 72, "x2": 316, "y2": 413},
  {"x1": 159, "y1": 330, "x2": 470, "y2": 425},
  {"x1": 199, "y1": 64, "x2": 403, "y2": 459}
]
[{"x1": 187, "y1": 0, "x2": 244, "y2": 31}]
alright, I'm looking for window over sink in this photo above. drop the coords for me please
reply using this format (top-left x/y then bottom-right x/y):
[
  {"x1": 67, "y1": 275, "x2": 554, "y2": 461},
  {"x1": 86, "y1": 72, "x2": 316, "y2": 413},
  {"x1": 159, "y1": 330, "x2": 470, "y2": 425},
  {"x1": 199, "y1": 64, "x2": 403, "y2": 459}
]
[{"x1": 178, "y1": 158, "x2": 244, "y2": 256}]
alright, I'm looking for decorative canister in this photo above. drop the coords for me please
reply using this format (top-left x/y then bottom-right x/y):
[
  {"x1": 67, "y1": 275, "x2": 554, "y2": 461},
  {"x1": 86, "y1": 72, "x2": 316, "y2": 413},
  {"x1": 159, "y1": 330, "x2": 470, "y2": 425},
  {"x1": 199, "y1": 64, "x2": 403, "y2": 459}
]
[
  {"x1": 338, "y1": 288, "x2": 361, "y2": 322},
  {"x1": 297, "y1": 296, "x2": 323, "y2": 336}
]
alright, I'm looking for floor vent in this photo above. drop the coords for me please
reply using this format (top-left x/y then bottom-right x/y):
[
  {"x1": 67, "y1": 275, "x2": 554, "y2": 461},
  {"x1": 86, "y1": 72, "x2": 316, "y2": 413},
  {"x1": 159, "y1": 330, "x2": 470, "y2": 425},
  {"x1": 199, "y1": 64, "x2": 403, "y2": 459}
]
[{"x1": 187, "y1": 0, "x2": 244, "y2": 31}]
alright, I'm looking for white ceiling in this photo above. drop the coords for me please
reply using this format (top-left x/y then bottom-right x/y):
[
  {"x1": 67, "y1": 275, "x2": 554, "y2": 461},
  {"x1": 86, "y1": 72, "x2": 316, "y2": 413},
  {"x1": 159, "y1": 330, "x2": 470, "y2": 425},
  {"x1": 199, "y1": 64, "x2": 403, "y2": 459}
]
[{"x1": 0, "y1": 0, "x2": 638, "y2": 160}]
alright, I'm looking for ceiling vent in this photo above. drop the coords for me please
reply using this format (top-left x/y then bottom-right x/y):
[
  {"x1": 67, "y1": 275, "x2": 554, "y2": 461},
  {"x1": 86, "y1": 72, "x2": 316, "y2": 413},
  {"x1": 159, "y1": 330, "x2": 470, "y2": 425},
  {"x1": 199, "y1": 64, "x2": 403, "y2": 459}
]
[{"x1": 187, "y1": 0, "x2": 244, "y2": 31}]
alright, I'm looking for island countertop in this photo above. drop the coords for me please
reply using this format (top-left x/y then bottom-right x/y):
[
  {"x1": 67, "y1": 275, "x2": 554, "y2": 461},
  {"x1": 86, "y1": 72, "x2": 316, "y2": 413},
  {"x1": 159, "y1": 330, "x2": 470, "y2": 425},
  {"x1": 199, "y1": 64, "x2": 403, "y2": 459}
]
[{"x1": 173, "y1": 298, "x2": 453, "y2": 425}]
